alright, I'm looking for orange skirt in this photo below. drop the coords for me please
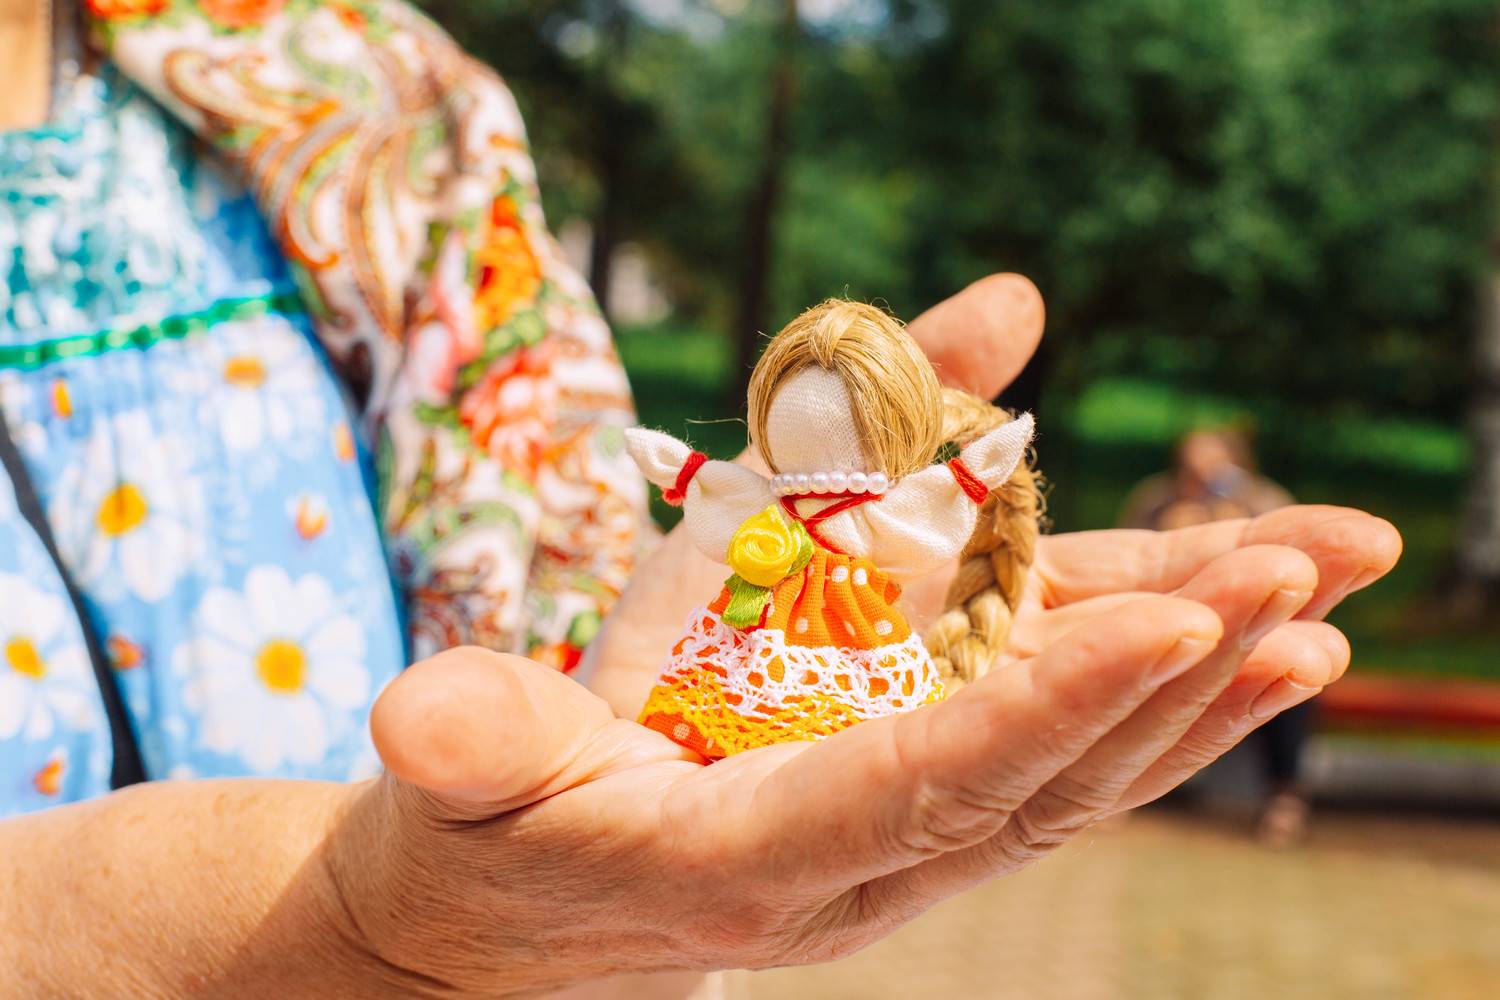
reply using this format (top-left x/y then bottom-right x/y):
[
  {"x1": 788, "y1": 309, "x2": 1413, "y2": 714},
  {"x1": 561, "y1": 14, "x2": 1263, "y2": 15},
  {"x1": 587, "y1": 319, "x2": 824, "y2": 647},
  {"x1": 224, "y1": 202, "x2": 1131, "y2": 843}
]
[{"x1": 638, "y1": 549, "x2": 945, "y2": 759}]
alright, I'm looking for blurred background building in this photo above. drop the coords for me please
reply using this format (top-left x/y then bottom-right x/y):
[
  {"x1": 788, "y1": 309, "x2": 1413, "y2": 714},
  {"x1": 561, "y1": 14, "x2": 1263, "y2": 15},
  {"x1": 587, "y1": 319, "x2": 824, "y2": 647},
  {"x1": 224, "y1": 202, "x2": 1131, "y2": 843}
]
[{"x1": 425, "y1": 1, "x2": 1499, "y2": 995}]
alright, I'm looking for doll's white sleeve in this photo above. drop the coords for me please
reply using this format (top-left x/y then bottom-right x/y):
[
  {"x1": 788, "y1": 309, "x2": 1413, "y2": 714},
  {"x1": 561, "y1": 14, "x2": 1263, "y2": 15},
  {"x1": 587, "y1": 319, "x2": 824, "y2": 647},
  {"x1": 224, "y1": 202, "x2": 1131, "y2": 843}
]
[
  {"x1": 851, "y1": 414, "x2": 1035, "y2": 581},
  {"x1": 623, "y1": 427, "x2": 773, "y2": 565},
  {"x1": 956, "y1": 413, "x2": 1034, "y2": 491}
]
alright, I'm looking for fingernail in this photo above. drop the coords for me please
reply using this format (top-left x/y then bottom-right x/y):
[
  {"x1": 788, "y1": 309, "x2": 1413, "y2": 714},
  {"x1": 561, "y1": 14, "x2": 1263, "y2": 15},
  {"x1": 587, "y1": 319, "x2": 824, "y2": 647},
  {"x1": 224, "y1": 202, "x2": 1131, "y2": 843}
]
[
  {"x1": 1150, "y1": 636, "x2": 1219, "y2": 685},
  {"x1": 1240, "y1": 588, "x2": 1314, "y2": 650},
  {"x1": 1249, "y1": 677, "x2": 1322, "y2": 720}
]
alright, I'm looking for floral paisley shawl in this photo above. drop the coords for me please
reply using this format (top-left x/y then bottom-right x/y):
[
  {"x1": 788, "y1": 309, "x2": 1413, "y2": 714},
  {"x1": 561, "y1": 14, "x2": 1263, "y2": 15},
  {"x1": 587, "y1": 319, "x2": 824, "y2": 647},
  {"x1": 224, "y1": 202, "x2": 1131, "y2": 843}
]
[{"x1": 89, "y1": 0, "x2": 648, "y2": 668}]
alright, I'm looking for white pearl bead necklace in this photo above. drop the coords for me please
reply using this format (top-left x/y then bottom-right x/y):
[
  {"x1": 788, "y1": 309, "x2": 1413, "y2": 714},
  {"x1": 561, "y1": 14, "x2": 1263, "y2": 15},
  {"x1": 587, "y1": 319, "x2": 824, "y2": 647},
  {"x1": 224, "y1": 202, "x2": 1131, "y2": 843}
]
[{"x1": 770, "y1": 470, "x2": 890, "y2": 496}]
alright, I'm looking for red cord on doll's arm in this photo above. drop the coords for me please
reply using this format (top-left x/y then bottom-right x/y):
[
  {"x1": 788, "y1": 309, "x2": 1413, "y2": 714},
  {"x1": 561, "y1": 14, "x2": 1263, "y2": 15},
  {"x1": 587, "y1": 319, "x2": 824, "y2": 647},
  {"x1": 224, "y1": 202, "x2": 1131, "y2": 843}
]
[{"x1": 662, "y1": 451, "x2": 709, "y2": 507}]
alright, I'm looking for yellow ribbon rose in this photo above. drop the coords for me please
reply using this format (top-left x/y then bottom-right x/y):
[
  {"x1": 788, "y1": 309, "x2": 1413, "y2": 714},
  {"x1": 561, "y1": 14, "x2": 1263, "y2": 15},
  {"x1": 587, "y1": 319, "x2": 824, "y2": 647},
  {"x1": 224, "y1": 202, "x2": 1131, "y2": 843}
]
[{"x1": 728, "y1": 505, "x2": 808, "y2": 587}]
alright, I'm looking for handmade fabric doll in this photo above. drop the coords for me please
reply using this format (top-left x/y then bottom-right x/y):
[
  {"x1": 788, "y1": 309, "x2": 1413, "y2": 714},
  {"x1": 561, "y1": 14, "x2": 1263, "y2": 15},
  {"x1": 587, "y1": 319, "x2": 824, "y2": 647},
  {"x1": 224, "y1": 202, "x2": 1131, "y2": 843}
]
[{"x1": 625, "y1": 300, "x2": 1037, "y2": 759}]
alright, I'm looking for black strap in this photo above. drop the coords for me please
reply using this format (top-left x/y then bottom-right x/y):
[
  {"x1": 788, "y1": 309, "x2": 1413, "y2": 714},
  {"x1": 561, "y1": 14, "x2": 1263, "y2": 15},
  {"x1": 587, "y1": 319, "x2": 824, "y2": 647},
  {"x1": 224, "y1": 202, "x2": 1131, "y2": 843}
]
[{"x1": 0, "y1": 410, "x2": 146, "y2": 789}]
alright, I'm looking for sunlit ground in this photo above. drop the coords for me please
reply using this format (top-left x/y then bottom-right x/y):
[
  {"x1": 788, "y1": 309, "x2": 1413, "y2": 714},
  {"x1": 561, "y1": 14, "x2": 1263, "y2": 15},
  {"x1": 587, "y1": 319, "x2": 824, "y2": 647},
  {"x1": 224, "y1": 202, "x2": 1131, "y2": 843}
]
[{"x1": 728, "y1": 806, "x2": 1500, "y2": 1000}]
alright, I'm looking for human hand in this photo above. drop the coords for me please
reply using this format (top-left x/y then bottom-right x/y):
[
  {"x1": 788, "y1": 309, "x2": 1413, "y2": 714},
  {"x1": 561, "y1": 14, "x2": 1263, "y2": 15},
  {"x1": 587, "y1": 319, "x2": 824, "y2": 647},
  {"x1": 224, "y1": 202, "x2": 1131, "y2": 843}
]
[
  {"x1": 902, "y1": 502, "x2": 1400, "y2": 811},
  {"x1": 327, "y1": 508, "x2": 1396, "y2": 996}
]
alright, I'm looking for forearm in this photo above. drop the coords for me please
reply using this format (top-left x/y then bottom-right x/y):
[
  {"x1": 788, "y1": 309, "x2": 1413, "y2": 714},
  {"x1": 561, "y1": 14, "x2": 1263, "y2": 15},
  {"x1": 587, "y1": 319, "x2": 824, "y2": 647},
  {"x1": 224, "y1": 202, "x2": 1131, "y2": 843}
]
[{"x1": 0, "y1": 779, "x2": 375, "y2": 997}]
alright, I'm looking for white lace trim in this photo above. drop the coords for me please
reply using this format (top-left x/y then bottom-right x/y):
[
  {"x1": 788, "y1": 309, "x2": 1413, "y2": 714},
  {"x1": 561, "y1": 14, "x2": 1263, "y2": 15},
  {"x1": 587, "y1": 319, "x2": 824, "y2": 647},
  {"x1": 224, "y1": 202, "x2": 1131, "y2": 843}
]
[{"x1": 662, "y1": 607, "x2": 944, "y2": 721}]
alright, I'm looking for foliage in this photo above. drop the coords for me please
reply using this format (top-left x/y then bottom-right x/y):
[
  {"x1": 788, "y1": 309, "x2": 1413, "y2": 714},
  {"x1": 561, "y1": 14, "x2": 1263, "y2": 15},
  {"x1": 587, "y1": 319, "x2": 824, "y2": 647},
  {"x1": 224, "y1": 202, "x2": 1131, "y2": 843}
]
[
  {"x1": 430, "y1": 0, "x2": 1499, "y2": 422},
  {"x1": 429, "y1": 0, "x2": 1500, "y2": 669},
  {"x1": 882, "y1": 0, "x2": 1500, "y2": 416}
]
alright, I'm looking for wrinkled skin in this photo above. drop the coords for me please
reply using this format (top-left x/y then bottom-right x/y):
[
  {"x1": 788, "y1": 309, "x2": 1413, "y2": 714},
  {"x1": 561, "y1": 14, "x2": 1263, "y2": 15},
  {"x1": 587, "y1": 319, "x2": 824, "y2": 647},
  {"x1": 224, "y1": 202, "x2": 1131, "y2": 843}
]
[
  {"x1": 0, "y1": 276, "x2": 1400, "y2": 999},
  {"x1": 337, "y1": 275, "x2": 1399, "y2": 995}
]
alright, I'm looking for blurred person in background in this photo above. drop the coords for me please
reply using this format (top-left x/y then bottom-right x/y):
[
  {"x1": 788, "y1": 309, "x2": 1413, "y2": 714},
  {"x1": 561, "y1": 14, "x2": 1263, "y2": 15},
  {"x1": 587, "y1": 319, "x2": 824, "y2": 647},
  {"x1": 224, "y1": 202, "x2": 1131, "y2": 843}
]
[
  {"x1": 1119, "y1": 427, "x2": 1293, "y2": 532},
  {"x1": 1121, "y1": 426, "x2": 1313, "y2": 845},
  {"x1": 0, "y1": 0, "x2": 1402, "y2": 995}
]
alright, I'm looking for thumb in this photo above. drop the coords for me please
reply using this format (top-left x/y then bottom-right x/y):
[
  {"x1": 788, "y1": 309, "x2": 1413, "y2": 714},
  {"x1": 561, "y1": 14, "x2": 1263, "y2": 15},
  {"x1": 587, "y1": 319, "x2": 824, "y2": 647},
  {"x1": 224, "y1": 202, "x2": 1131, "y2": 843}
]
[
  {"x1": 370, "y1": 646, "x2": 692, "y2": 819},
  {"x1": 907, "y1": 272, "x2": 1045, "y2": 399}
]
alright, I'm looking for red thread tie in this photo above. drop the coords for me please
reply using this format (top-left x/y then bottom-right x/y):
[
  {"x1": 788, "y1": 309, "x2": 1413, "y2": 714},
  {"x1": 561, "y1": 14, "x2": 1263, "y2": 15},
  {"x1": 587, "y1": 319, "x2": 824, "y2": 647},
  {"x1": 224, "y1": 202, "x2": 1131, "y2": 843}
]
[
  {"x1": 948, "y1": 458, "x2": 990, "y2": 504},
  {"x1": 779, "y1": 491, "x2": 881, "y2": 554},
  {"x1": 663, "y1": 450, "x2": 708, "y2": 506}
]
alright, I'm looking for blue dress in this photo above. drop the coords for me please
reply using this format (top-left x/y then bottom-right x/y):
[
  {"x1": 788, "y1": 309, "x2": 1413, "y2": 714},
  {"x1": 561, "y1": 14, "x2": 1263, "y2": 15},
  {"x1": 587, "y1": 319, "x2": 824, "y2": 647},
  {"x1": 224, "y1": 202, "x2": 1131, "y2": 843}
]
[{"x1": 0, "y1": 69, "x2": 407, "y2": 815}]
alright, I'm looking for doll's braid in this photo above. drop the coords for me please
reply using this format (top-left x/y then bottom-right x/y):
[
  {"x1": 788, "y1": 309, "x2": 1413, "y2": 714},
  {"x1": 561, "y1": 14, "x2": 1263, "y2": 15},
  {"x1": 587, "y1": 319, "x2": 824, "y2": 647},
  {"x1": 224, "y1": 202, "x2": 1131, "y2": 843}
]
[{"x1": 924, "y1": 388, "x2": 1043, "y2": 688}]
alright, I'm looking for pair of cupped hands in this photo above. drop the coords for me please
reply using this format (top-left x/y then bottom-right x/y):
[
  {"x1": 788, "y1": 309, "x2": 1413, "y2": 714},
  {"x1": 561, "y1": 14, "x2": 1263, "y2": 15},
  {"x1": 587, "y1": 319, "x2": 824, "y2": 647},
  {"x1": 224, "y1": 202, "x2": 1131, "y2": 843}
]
[{"x1": 343, "y1": 276, "x2": 1400, "y2": 996}]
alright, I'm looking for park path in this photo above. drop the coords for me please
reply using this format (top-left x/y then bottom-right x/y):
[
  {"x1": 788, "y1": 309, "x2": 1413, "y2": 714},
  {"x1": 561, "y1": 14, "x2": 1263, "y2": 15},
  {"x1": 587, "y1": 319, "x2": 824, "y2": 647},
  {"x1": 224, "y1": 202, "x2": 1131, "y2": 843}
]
[{"x1": 726, "y1": 810, "x2": 1500, "y2": 1000}]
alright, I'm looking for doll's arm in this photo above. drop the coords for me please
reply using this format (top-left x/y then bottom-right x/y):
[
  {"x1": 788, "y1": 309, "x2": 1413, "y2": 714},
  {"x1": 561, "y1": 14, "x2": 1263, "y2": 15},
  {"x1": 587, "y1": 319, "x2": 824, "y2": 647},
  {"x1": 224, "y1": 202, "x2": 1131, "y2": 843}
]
[
  {"x1": 954, "y1": 413, "x2": 1035, "y2": 492},
  {"x1": 679, "y1": 462, "x2": 775, "y2": 564},
  {"x1": 623, "y1": 428, "x2": 696, "y2": 494},
  {"x1": 845, "y1": 414, "x2": 1035, "y2": 580},
  {"x1": 623, "y1": 428, "x2": 772, "y2": 564}
]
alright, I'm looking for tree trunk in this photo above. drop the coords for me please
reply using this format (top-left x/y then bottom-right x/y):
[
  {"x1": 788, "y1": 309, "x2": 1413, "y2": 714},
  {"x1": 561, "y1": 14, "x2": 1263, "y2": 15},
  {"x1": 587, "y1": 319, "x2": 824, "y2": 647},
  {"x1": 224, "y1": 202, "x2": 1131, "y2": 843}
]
[
  {"x1": 587, "y1": 2, "x2": 630, "y2": 321},
  {"x1": 1452, "y1": 271, "x2": 1500, "y2": 617},
  {"x1": 589, "y1": 145, "x2": 622, "y2": 322},
  {"x1": 730, "y1": 0, "x2": 799, "y2": 405}
]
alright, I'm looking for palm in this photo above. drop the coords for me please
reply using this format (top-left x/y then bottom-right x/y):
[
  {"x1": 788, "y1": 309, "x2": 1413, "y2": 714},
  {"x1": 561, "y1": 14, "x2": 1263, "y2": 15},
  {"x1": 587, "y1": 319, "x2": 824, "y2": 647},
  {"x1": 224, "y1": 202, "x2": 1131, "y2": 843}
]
[
  {"x1": 347, "y1": 276, "x2": 1401, "y2": 993},
  {"x1": 358, "y1": 499, "x2": 1395, "y2": 996}
]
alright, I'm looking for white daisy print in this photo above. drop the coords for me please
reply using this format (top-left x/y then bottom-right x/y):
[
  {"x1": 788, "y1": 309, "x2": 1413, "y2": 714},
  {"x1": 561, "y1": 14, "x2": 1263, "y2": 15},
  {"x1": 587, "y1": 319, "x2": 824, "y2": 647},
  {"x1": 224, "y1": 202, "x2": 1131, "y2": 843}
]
[
  {"x1": 50, "y1": 411, "x2": 205, "y2": 602},
  {"x1": 0, "y1": 371, "x2": 47, "y2": 454},
  {"x1": 175, "y1": 566, "x2": 371, "y2": 772},
  {"x1": 0, "y1": 574, "x2": 102, "y2": 742},
  {"x1": 209, "y1": 319, "x2": 327, "y2": 452}
]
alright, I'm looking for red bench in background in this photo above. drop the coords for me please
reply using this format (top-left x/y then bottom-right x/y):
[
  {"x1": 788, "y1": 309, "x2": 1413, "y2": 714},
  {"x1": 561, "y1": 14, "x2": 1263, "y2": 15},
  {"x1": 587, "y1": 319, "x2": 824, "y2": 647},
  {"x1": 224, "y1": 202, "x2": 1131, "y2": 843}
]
[{"x1": 1320, "y1": 673, "x2": 1500, "y2": 735}]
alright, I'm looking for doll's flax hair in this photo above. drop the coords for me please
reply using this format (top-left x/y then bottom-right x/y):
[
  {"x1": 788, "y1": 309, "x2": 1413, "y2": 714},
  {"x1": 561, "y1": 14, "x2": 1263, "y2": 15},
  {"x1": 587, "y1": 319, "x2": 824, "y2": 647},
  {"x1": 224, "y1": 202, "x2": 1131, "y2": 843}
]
[
  {"x1": 747, "y1": 299, "x2": 1041, "y2": 688},
  {"x1": 747, "y1": 299, "x2": 945, "y2": 479}
]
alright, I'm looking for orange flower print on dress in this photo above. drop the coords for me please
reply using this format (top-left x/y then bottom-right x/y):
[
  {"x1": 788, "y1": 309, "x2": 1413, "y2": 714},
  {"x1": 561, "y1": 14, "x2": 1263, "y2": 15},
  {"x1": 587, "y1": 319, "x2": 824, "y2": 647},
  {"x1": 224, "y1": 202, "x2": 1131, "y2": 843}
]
[
  {"x1": 86, "y1": 0, "x2": 167, "y2": 19},
  {"x1": 291, "y1": 494, "x2": 330, "y2": 540},
  {"x1": 199, "y1": 0, "x2": 287, "y2": 29},
  {"x1": 531, "y1": 641, "x2": 584, "y2": 674},
  {"x1": 50, "y1": 379, "x2": 73, "y2": 419},
  {"x1": 473, "y1": 195, "x2": 542, "y2": 335},
  {"x1": 90, "y1": 0, "x2": 647, "y2": 674},
  {"x1": 107, "y1": 634, "x2": 144, "y2": 670},
  {"x1": 331, "y1": 422, "x2": 356, "y2": 463},
  {"x1": 33, "y1": 756, "x2": 64, "y2": 797},
  {"x1": 329, "y1": 3, "x2": 367, "y2": 31},
  {"x1": 459, "y1": 342, "x2": 557, "y2": 478}
]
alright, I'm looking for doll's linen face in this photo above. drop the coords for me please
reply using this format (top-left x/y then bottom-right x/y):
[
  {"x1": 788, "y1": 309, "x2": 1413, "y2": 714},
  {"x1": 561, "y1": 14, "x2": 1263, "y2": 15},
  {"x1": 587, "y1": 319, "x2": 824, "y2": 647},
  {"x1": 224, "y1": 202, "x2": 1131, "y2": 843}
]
[{"x1": 763, "y1": 367, "x2": 872, "y2": 475}]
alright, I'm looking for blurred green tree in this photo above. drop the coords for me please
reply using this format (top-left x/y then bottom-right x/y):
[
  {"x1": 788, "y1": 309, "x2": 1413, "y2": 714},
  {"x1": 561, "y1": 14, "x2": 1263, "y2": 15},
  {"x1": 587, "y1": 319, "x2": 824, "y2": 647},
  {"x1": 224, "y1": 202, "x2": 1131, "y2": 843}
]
[
  {"x1": 420, "y1": 0, "x2": 700, "y2": 320},
  {"x1": 430, "y1": 0, "x2": 1500, "y2": 608},
  {"x1": 882, "y1": 0, "x2": 1499, "y2": 419},
  {"x1": 1456, "y1": 271, "x2": 1500, "y2": 616}
]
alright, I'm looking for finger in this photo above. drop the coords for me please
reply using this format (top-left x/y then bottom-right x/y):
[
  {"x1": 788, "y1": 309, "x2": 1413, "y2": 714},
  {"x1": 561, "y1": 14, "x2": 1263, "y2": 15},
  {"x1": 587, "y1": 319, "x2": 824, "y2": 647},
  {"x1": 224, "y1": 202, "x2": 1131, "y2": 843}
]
[
  {"x1": 1012, "y1": 536, "x2": 1328, "y2": 654},
  {"x1": 734, "y1": 596, "x2": 1222, "y2": 891},
  {"x1": 1006, "y1": 590, "x2": 1153, "y2": 656},
  {"x1": 863, "y1": 547, "x2": 1316, "y2": 913},
  {"x1": 906, "y1": 273, "x2": 1045, "y2": 398},
  {"x1": 1035, "y1": 505, "x2": 1401, "y2": 614},
  {"x1": 372, "y1": 647, "x2": 697, "y2": 819},
  {"x1": 1113, "y1": 620, "x2": 1349, "y2": 811},
  {"x1": 1043, "y1": 547, "x2": 1317, "y2": 796}
]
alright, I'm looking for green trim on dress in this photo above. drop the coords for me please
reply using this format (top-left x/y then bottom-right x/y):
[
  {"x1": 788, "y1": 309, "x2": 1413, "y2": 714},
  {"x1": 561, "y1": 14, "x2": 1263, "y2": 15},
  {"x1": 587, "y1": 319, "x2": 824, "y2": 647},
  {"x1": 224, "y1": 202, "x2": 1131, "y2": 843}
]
[{"x1": 0, "y1": 292, "x2": 305, "y2": 370}]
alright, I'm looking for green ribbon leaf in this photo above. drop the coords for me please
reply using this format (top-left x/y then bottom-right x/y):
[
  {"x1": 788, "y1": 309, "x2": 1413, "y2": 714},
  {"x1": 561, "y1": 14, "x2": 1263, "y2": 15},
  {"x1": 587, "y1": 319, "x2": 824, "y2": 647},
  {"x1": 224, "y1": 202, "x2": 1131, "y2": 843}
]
[
  {"x1": 787, "y1": 517, "x2": 814, "y2": 577},
  {"x1": 722, "y1": 574, "x2": 774, "y2": 628}
]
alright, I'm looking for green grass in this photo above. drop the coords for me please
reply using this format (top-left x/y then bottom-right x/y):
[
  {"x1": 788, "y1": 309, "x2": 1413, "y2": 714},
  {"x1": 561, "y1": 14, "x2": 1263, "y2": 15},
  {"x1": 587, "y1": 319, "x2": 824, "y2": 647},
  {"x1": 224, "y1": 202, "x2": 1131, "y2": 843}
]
[{"x1": 617, "y1": 322, "x2": 1500, "y2": 682}]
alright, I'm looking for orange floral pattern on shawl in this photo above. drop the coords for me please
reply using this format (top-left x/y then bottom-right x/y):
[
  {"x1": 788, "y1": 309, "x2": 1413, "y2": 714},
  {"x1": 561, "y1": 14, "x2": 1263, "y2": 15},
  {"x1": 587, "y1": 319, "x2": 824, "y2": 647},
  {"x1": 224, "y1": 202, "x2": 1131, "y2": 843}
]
[{"x1": 95, "y1": 0, "x2": 647, "y2": 665}]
